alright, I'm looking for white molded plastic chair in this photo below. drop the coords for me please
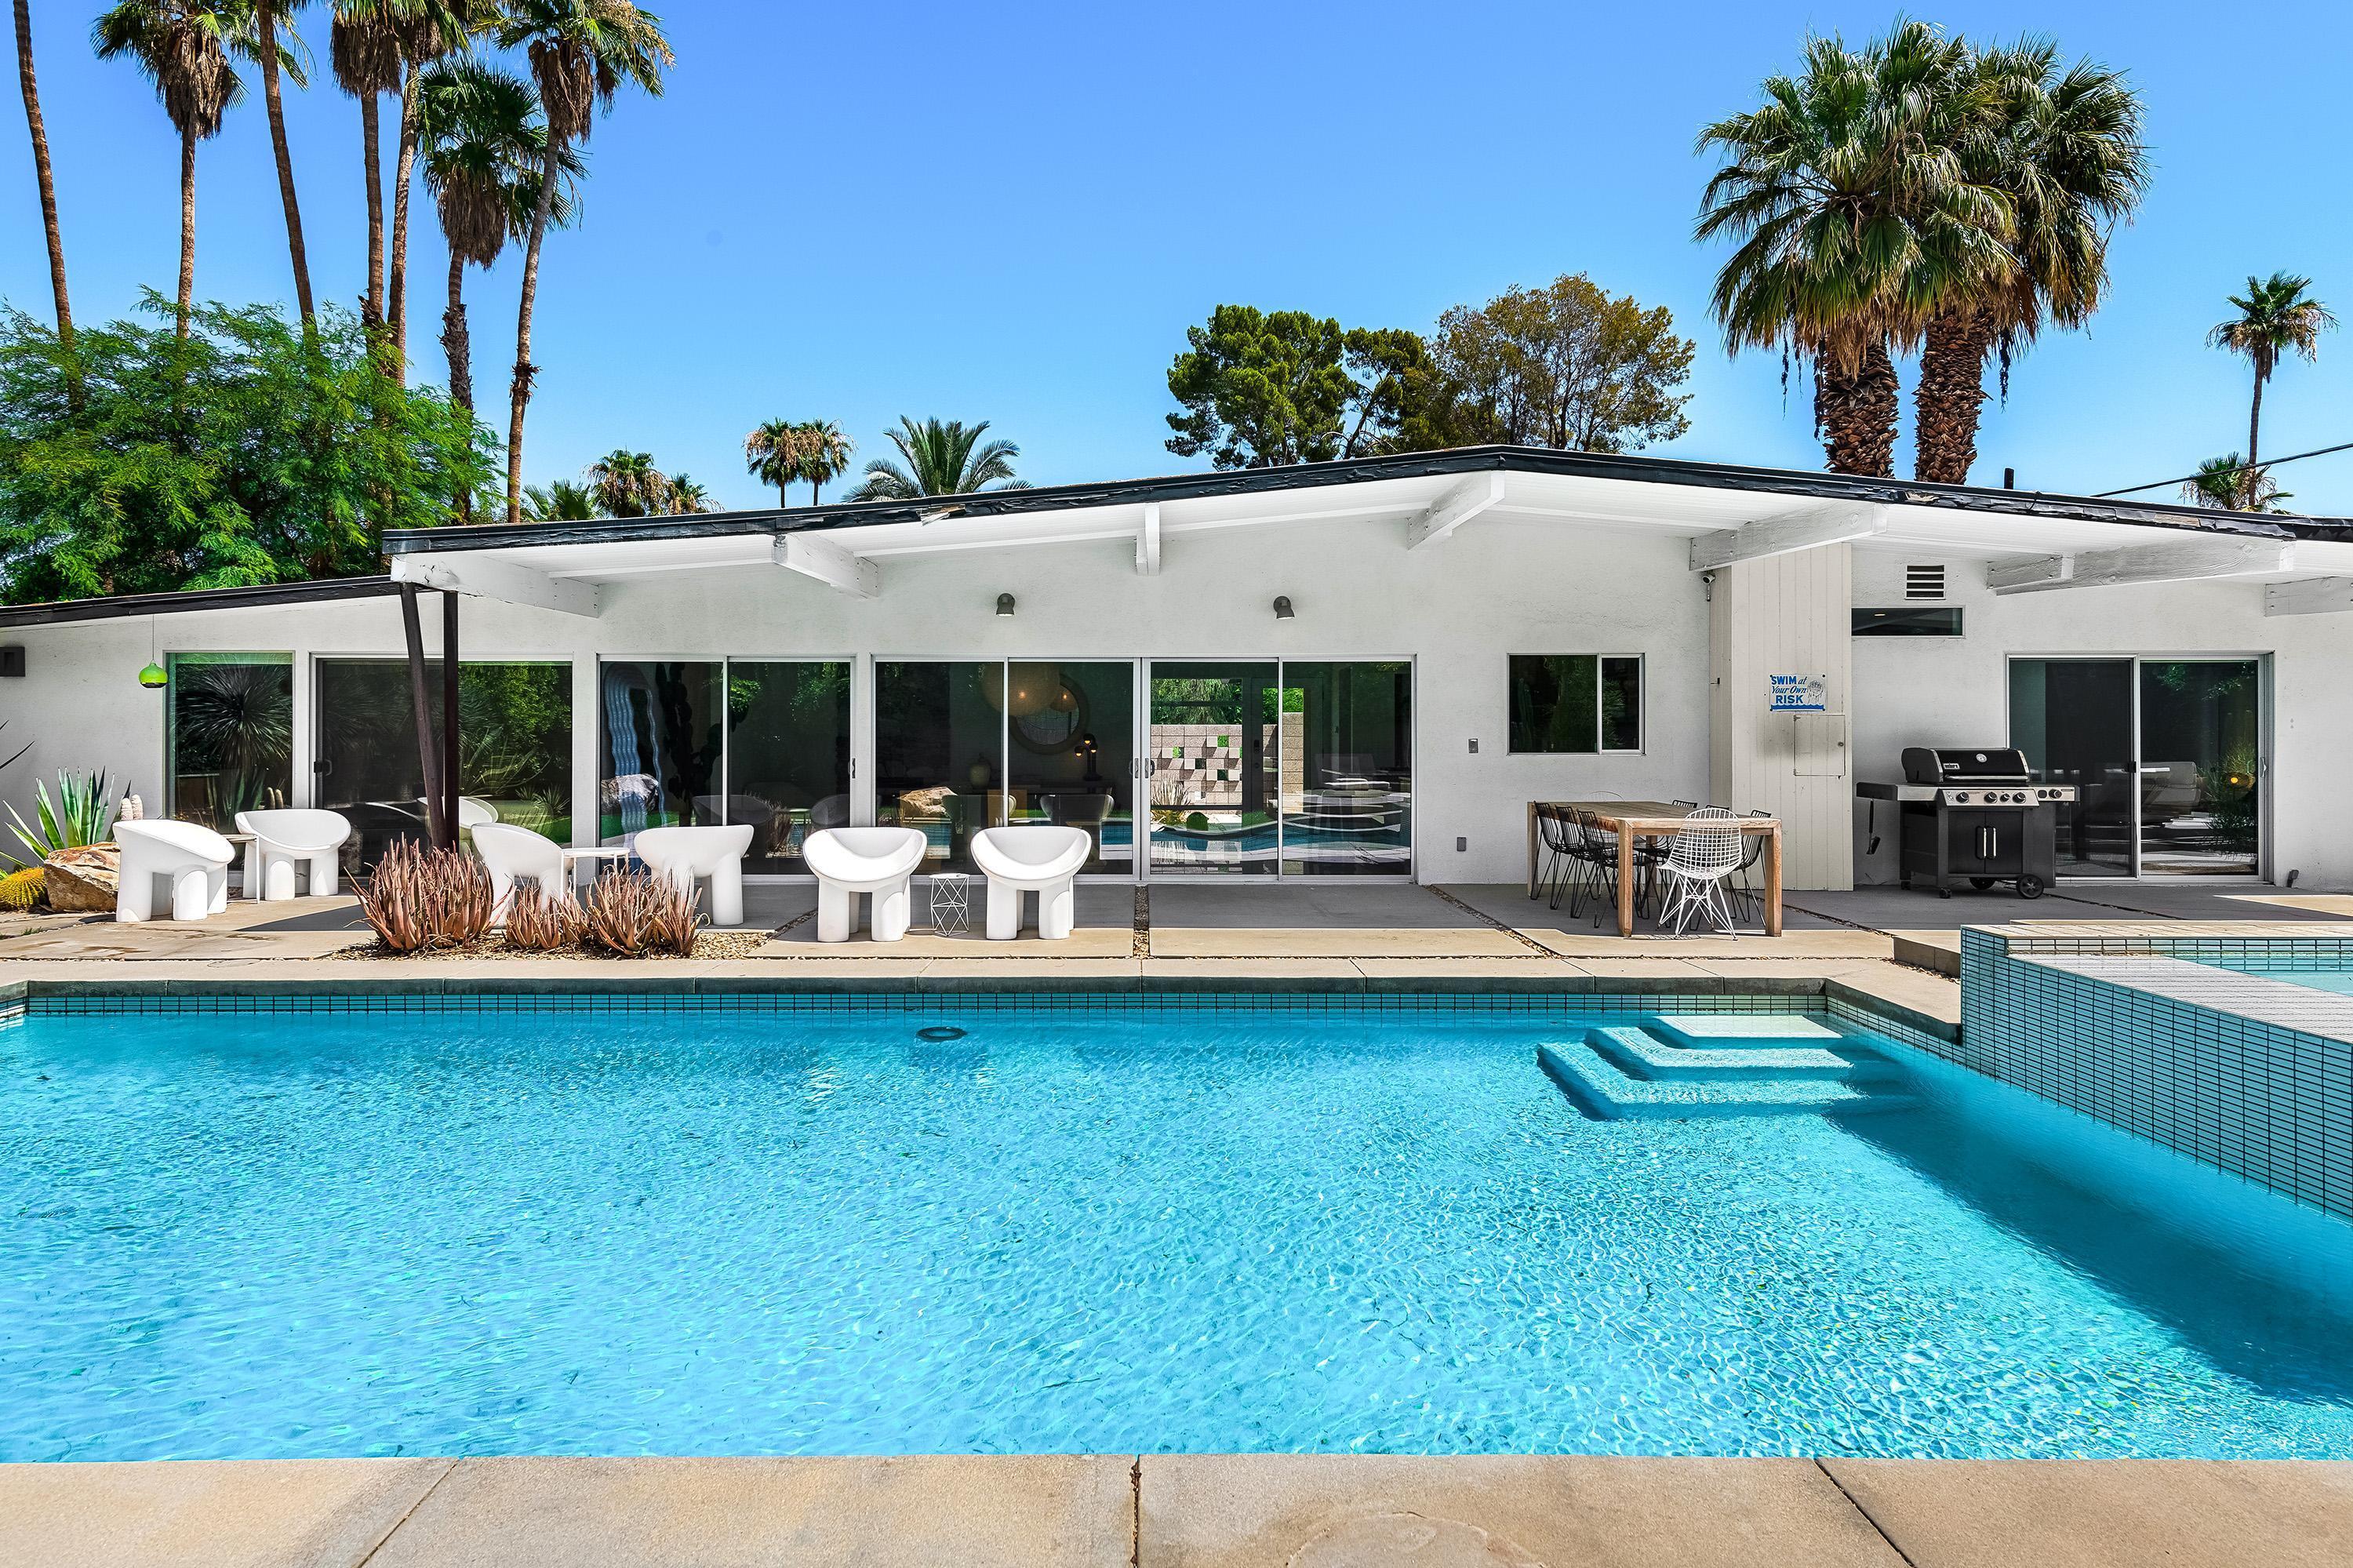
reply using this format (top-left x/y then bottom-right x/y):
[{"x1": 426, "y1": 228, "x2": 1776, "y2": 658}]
[
  {"x1": 473, "y1": 821, "x2": 567, "y2": 919},
  {"x1": 635, "y1": 823, "x2": 755, "y2": 927},
  {"x1": 115, "y1": 820, "x2": 235, "y2": 922},
  {"x1": 969, "y1": 825, "x2": 1091, "y2": 940},
  {"x1": 1657, "y1": 807, "x2": 1744, "y2": 937},
  {"x1": 802, "y1": 827, "x2": 926, "y2": 943},
  {"x1": 234, "y1": 808, "x2": 352, "y2": 900}
]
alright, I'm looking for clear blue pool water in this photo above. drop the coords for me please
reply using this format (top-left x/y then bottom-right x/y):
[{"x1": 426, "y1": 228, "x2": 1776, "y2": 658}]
[{"x1": 3, "y1": 999, "x2": 2351, "y2": 1463}]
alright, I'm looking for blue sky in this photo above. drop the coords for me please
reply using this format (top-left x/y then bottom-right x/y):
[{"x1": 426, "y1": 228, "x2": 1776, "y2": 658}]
[{"x1": 5, "y1": 1, "x2": 2351, "y2": 513}]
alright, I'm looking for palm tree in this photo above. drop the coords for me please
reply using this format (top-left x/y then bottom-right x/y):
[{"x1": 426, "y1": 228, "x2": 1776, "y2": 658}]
[
  {"x1": 385, "y1": 0, "x2": 478, "y2": 379},
  {"x1": 665, "y1": 474, "x2": 709, "y2": 514},
  {"x1": 14, "y1": 2, "x2": 73, "y2": 347},
  {"x1": 793, "y1": 419, "x2": 854, "y2": 504},
  {"x1": 587, "y1": 449, "x2": 667, "y2": 517},
  {"x1": 522, "y1": 478, "x2": 598, "y2": 520},
  {"x1": 245, "y1": 0, "x2": 315, "y2": 323},
  {"x1": 1911, "y1": 40, "x2": 2150, "y2": 483},
  {"x1": 330, "y1": 1, "x2": 402, "y2": 334},
  {"x1": 743, "y1": 417, "x2": 800, "y2": 508},
  {"x1": 846, "y1": 418, "x2": 1027, "y2": 500},
  {"x1": 2208, "y1": 272, "x2": 2335, "y2": 501},
  {"x1": 418, "y1": 56, "x2": 576, "y2": 414},
  {"x1": 94, "y1": 1, "x2": 249, "y2": 340},
  {"x1": 2184, "y1": 454, "x2": 2289, "y2": 514},
  {"x1": 495, "y1": 0, "x2": 672, "y2": 525},
  {"x1": 1697, "y1": 23, "x2": 2011, "y2": 475}
]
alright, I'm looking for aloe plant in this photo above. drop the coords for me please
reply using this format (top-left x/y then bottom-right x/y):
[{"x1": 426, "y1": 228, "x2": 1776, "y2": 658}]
[{"x1": 7, "y1": 769, "x2": 121, "y2": 867}]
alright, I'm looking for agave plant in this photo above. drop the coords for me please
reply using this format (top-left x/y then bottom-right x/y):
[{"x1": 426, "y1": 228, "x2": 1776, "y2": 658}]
[
  {"x1": 580, "y1": 866, "x2": 699, "y2": 957},
  {"x1": 357, "y1": 838, "x2": 494, "y2": 951},
  {"x1": 7, "y1": 770, "x2": 120, "y2": 866},
  {"x1": 503, "y1": 882, "x2": 584, "y2": 951}
]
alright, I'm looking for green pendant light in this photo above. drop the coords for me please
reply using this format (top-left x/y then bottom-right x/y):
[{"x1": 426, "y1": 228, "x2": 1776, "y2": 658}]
[{"x1": 138, "y1": 617, "x2": 166, "y2": 689}]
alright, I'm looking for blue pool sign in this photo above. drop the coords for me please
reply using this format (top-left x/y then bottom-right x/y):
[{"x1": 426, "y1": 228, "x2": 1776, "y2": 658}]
[{"x1": 1767, "y1": 673, "x2": 1830, "y2": 712}]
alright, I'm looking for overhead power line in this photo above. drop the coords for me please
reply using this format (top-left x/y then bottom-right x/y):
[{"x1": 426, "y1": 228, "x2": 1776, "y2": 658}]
[{"x1": 2097, "y1": 438, "x2": 2353, "y2": 498}]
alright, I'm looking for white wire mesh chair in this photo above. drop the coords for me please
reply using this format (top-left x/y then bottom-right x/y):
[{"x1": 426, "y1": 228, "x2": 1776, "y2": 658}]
[{"x1": 1657, "y1": 806, "x2": 1745, "y2": 937}]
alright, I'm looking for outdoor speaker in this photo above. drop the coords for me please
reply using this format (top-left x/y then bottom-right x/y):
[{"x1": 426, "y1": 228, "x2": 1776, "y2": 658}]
[{"x1": 0, "y1": 646, "x2": 22, "y2": 678}]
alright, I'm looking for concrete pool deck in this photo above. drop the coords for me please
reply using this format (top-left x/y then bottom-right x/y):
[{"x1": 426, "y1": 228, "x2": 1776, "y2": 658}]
[{"x1": 5, "y1": 1453, "x2": 2350, "y2": 1567}]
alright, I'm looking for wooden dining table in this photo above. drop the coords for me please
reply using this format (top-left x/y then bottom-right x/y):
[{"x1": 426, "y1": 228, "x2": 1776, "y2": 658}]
[{"x1": 1525, "y1": 801, "x2": 1783, "y2": 937}]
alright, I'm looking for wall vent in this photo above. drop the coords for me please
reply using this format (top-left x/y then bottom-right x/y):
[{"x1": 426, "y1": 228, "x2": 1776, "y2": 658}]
[{"x1": 1904, "y1": 563, "x2": 1947, "y2": 600}]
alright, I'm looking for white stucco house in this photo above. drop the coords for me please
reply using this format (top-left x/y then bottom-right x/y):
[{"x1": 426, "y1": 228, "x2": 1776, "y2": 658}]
[{"x1": 4, "y1": 447, "x2": 2348, "y2": 893}]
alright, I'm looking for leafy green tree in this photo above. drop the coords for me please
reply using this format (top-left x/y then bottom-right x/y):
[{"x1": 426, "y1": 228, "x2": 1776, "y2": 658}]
[
  {"x1": 0, "y1": 297, "x2": 495, "y2": 602},
  {"x1": 847, "y1": 417, "x2": 1026, "y2": 500},
  {"x1": 1912, "y1": 38, "x2": 2149, "y2": 483},
  {"x1": 1697, "y1": 23, "x2": 2011, "y2": 475},
  {"x1": 2208, "y1": 272, "x2": 2334, "y2": 500},
  {"x1": 495, "y1": 0, "x2": 672, "y2": 524},
  {"x1": 522, "y1": 476, "x2": 597, "y2": 519},
  {"x1": 1165, "y1": 305, "x2": 1353, "y2": 468},
  {"x1": 93, "y1": 0, "x2": 251, "y2": 340},
  {"x1": 1335, "y1": 327, "x2": 1482, "y2": 457},
  {"x1": 1429, "y1": 275, "x2": 1694, "y2": 452}
]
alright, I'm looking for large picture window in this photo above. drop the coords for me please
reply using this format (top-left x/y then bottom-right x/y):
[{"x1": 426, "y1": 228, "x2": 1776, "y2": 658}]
[
  {"x1": 166, "y1": 653, "x2": 293, "y2": 831},
  {"x1": 316, "y1": 658, "x2": 572, "y2": 868},
  {"x1": 598, "y1": 658, "x2": 850, "y2": 872},
  {"x1": 1508, "y1": 654, "x2": 1642, "y2": 754}
]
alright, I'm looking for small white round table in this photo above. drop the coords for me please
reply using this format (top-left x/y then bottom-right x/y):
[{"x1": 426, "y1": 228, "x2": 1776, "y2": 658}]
[{"x1": 929, "y1": 871, "x2": 971, "y2": 937}]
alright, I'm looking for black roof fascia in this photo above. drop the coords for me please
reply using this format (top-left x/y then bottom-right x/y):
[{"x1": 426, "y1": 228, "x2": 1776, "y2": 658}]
[
  {"x1": 0, "y1": 576, "x2": 401, "y2": 630},
  {"x1": 382, "y1": 446, "x2": 2347, "y2": 555}
]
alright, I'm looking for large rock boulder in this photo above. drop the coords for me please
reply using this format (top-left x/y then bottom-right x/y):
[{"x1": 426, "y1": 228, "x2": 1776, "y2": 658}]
[{"x1": 43, "y1": 844, "x2": 121, "y2": 914}]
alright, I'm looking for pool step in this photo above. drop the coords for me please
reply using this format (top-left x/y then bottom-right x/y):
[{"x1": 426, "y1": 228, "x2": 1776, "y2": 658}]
[
  {"x1": 1586, "y1": 1025, "x2": 1867, "y2": 1082},
  {"x1": 1539, "y1": 1038, "x2": 1912, "y2": 1122},
  {"x1": 1649, "y1": 1013, "x2": 1843, "y2": 1048}
]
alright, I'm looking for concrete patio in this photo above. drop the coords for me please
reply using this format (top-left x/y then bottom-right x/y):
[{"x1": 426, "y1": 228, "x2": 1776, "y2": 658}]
[{"x1": 5, "y1": 1452, "x2": 2348, "y2": 1568}]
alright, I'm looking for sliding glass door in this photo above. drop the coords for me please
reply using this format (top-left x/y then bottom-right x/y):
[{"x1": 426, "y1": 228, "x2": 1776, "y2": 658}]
[
  {"x1": 598, "y1": 658, "x2": 849, "y2": 871},
  {"x1": 1146, "y1": 659, "x2": 1413, "y2": 879},
  {"x1": 2009, "y1": 657, "x2": 2264, "y2": 879}
]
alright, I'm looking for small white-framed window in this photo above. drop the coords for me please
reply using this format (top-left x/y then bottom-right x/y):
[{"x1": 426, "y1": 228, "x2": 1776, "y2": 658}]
[{"x1": 1507, "y1": 654, "x2": 1643, "y2": 754}]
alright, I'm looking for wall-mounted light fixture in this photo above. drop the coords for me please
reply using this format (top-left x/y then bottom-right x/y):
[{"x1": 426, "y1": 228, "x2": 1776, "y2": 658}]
[
  {"x1": 995, "y1": 593, "x2": 1016, "y2": 617},
  {"x1": 1272, "y1": 595, "x2": 1296, "y2": 620}
]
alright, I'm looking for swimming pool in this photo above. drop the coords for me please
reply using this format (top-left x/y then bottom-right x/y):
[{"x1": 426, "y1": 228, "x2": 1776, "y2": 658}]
[{"x1": 4, "y1": 995, "x2": 2350, "y2": 1463}]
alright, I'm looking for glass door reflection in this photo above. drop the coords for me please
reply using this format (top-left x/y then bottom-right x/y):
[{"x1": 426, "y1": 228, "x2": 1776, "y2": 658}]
[
  {"x1": 1147, "y1": 661, "x2": 1281, "y2": 875},
  {"x1": 2138, "y1": 660, "x2": 2261, "y2": 876},
  {"x1": 2010, "y1": 658, "x2": 2137, "y2": 876},
  {"x1": 1002, "y1": 661, "x2": 1136, "y2": 875},
  {"x1": 1280, "y1": 661, "x2": 1413, "y2": 876}
]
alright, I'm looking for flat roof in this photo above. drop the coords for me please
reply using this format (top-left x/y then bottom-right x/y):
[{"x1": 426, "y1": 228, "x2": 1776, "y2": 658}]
[
  {"x1": 381, "y1": 446, "x2": 2334, "y2": 555},
  {"x1": 0, "y1": 576, "x2": 400, "y2": 631}
]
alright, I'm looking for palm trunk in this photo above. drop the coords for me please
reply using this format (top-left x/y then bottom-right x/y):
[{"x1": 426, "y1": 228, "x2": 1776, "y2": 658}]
[
  {"x1": 175, "y1": 125, "x2": 196, "y2": 340},
  {"x1": 809, "y1": 479, "x2": 820, "y2": 505},
  {"x1": 1813, "y1": 340, "x2": 1900, "y2": 477},
  {"x1": 2243, "y1": 373, "x2": 2267, "y2": 510},
  {"x1": 387, "y1": 64, "x2": 421, "y2": 379},
  {"x1": 505, "y1": 133, "x2": 566, "y2": 526},
  {"x1": 252, "y1": 0, "x2": 313, "y2": 325},
  {"x1": 1912, "y1": 307, "x2": 1997, "y2": 485},
  {"x1": 440, "y1": 251, "x2": 471, "y2": 413},
  {"x1": 361, "y1": 90, "x2": 384, "y2": 331},
  {"x1": 13, "y1": 0, "x2": 70, "y2": 346}
]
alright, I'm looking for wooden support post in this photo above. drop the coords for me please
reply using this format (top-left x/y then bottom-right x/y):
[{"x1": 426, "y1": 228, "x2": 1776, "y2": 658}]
[
  {"x1": 398, "y1": 583, "x2": 447, "y2": 849},
  {"x1": 442, "y1": 589, "x2": 460, "y2": 849}
]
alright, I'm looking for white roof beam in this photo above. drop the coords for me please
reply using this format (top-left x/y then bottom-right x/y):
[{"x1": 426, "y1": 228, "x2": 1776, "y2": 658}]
[
  {"x1": 1136, "y1": 501, "x2": 1162, "y2": 576},
  {"x1": 388, "y1": 555, "x2": 602, "y2": 617},
  {"x1": 1405, "y1": 472, "x2": 1507, "y2": 551},
  {"x1": 773, "y1": 531, "x2": 879, "y2": 598},
  {"x1": 1989, "y1": 539, "x2": 2296, "y2": 595},
  {"x1": 2265, "y1": 577, "x2": 2353, "y2": 616},
  {"x1": 1688, "y1": 503, "x2": 1886, "y2": 571}
]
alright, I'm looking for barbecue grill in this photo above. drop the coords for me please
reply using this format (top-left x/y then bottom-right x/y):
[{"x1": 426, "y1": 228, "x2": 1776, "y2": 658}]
[{"x1": 1856, "y1": 747, "x2": 2078, "y2": 899}]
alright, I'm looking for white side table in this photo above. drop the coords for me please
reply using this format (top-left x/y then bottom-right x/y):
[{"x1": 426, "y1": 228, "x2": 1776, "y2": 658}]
[
  {"x1": 562, "y1": 846, "x2": 632, "y2": 894},
  {"x1": 929, "y1": 871, "x2": 971, "y2": 937}
]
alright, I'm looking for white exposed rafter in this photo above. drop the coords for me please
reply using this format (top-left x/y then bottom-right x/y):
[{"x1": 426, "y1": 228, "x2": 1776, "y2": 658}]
[
  {"x1": 1687, "y1": 503, "x2": 1886, "y2": 572},
  {"x1": 2264, "y1": 577, "x2": 2353, "y2": 617},
  {"x1": 1136, "y1": 501, "x2": 1162, "y2": 576},
  {"x1": 388, "y1": 555, "x2": 602, "y2": 617},
  {"x1": 1988, "y1": 539, "x2": 2296, "y2": 595},
  {"x1": 773, "y1": 531, "x2": 880, "y2": 598},
  {"x1": 1405, "y1": 471, "x2": 1507, "y2": 551}
]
